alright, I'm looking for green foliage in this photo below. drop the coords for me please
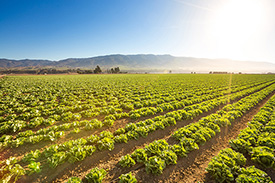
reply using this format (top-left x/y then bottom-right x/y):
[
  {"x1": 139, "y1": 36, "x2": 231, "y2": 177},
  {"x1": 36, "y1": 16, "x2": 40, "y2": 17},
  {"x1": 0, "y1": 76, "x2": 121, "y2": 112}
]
[
  {"x1": 85, "y1": 167, "x2": 107, "y2": 183},
  {"x1": 131, "y1": 148, "x2": 148, "y2": 163},
  {"x1": 145, "y1": 156, "x2": 166, "y2": 174},
  {"x1": 207, "y1": 160, "x2": 234, "y2": 183},
  {"x1": 119, "y1": 155, "x2": 136, "y2": 167},
  {"x1": 114, "y1": 128, "x2": 125, "y2": 135},
  {"x1": 159, "y1": 150, "x2": 177, "y2": 165},
  {"x1": 86, "y1": 135, "x2": 99, "y2": 145},
  {"x1": 170, "y1": 144, "x2": 187, "y2": 157},
  {"x1": 206, "y1": 148, "x2": 247, "y2": 183},
  {"x1": 114, "y1": 134, "x2": 128, "y2": 143},
  {"x1": 27, "y1": 161, "x2": 41, "y2": 174},
  {"x1": 144, "y1": 139, "x2": 169, "y2": 156},
  {"x1": 0, "y1": 157, "x2": 25, "y2": 182},
  {"x1": 67, "y1": 177, "x2": 82, "y2": 183},
  {"x1": 229, "y1": 138, "x2": 252, "y2": 153},
  {"x1": 47, "y1": 152, "x2": 67, "y2": 168},
  {"x1": 67, "y1": 146, "x2": 87, "y2": 163},
  {"x1": 250, "y1": 146, "x2": 275, "y2": 168},
  {"x1": 119, "y1": 172, "x2": 137, "y2": 183},
  {"x1": 2, "y1": 73, "x2": 275, "y2": 181},
  {"x1": 22, "y1": 149, "x2": 41, "y2": 163},
  {"x1": 73, "y1": 128, "x2": 80, "y2": 133},
  {"x1": 179, "y1": 138, "x2": 199, "y2": 152},
  {"x1": 219, "y1": 148, "x2": 246, "y2": 166},
  {"x1": 236, "y1": 166, "x2": 272, "y2": 183},
  {"x1": 97, "y1": 137, "x2": 115, "y2": 151}
]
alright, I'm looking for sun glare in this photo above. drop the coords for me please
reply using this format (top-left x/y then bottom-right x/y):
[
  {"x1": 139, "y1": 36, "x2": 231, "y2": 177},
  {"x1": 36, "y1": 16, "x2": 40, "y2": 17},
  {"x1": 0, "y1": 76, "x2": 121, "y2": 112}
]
[{"x1": 207, "y1": 0, "x2": 270, "y2": 60}]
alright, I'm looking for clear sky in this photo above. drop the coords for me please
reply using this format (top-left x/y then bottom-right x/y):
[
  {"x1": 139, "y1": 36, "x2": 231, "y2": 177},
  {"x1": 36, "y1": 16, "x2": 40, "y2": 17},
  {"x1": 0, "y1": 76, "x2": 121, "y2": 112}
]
[{"x1": 0, "y1": 0, "x2": 275, "y2": 63}]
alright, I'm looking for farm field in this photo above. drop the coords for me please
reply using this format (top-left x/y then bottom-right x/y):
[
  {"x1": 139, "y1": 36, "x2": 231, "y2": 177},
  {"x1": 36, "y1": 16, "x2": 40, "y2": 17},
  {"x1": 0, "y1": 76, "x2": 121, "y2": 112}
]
[{"x1": 1, "y1": 74, "x2": 275, "y2": 183}]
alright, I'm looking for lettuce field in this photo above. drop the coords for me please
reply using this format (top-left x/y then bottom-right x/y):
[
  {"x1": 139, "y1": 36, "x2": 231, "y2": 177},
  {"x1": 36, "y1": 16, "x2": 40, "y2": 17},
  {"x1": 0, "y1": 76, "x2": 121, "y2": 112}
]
[{"x1": 1, "y1": 74, "x2": 275, "y2": 183}]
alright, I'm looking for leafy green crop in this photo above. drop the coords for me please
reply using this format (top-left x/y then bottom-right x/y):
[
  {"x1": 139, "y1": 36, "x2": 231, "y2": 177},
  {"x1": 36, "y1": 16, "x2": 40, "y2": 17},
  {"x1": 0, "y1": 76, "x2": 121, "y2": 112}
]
[
  {"x1": 22, "y1": 149, "x2": 41, "y2": 163},
  {"x1": 0, "y1": 157, "x2": 25, "y2": 182},
  {"x1": 97, "y1": 137, "x2": 114, "y2": 151},
  {"x1": 85, "y1": 167, "x2": 107, "y2": 183},
  {"x1": 47, "y1": 152, "x2": 67, "y2": 168},
  {"x1": 131, "y1": 148, "x2": 148, "y2": 163},
  {"x1": 145, "y1": 156, "x2": 166, "y2": 174},
  {"x1": 159, "y1": 150, "x2": 177, "y2": 165},
  {"x1": 119, "y1": 155, "x2": 136, "y2": 167},
  {"x1": 144, "y1": 139, "x2": 169, "y2": 156},
  {"x1": 119, "y1": 172, "x2": 137, "y2": 183},
  {"x1": 67, "y1": 177, "x2": 82, "y2": 183},
  {"x1": 27, "y1": 161, "x2": 41, "y2": 174},
  {"x1": 206, "y1": 148, "x2": 246, "y2": 183},
  {"x1": 250, "y1": 146, "x2": 275, "y2": 168},
  {"x1": 236, "y1": 166, "x2": 272, "y2": 183}
]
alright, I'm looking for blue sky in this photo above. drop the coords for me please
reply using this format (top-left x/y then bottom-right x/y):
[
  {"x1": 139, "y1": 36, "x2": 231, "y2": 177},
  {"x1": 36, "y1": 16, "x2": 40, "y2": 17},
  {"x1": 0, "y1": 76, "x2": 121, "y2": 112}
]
[{"x1": 0, "y1": 0, "x2": 275, "y2": 63}]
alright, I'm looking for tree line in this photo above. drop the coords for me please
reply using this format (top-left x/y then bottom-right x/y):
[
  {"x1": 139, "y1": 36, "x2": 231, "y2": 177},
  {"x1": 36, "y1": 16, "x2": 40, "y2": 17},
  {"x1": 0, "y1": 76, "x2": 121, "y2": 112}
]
[{"x1": 0, "y1": 66, "x2": 123, "y2": 75}]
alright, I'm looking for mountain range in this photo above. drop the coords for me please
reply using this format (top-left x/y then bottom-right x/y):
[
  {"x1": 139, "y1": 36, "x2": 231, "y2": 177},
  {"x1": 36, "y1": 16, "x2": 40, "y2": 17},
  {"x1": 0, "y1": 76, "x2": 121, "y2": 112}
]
[{"x1": 0, "y1": 54, "x2": 275, "y2": 73}]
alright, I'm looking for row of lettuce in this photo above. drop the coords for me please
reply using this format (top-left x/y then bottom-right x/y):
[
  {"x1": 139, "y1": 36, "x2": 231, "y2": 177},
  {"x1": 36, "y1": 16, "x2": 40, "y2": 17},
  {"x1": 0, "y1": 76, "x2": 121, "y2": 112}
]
[
  {"x1": 0, "y1": 78, "x2": 234, "y2": 135},
  {"x1": 206, "y1": 92, "x2": 275, "y2": 182},
  {"x1": 62, "y1": 81, "x2": 275, "y2": 182},
  {"x1": 0, "y1": 152, "x2": 135, "y2": 183},
  {"x1": 101, "y1": 83, "x2": 275, "y2": 181},
  {"x1": 0, "y1": 76, "x2": 273, "y2": 137},
  {"x1": 1, "y1": 74, "x2": 244, "y2": 135},
  {"x1": 1, "y1": 81, "x2": 275, "y2": 183},
  {"x1": 16, "y1": 83, "x2": 275, "y2": 169},
  {"x1": 2, "y1": 75, "x2": 275, "y2": 182},
  {"x1": 2, "y1": 79, "x2": 274, "y2": 182},
  {"x1": 66, "y1": 168, "x2": 137, "y2": 183},
  {"x1": 1, "y1": 79, "x2": 272, "y2": 151}
]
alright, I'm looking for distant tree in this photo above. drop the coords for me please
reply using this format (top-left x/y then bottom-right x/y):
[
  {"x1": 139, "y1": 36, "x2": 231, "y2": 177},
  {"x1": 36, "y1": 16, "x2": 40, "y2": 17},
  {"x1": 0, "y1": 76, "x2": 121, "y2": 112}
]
[
  {"x1": 111, "y1": 68, "x2": 114, "y2": 73},
  {"x1": 114, "y1": 67, "x2": 120, "y2": 73},
  {"x1": 94, "y1": 65, "x2": 102, "y2": 74}
]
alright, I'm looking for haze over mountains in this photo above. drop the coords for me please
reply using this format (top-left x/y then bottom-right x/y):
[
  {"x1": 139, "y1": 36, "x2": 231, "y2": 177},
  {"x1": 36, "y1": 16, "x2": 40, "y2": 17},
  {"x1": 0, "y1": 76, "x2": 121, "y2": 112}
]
[{"x1": 0, "y1": 54, "x2": 275, "y2": 73}]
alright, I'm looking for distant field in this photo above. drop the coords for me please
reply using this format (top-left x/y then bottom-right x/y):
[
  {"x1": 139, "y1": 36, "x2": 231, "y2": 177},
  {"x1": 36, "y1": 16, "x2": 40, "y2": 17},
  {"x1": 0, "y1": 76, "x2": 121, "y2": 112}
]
[{"x1": 1, "y1": 74, "x2": 275, "y2": 183}]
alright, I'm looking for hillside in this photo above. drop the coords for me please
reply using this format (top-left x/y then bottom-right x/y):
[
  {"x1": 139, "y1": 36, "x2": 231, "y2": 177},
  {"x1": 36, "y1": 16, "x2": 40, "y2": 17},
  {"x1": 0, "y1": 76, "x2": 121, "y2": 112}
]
[{"x1": 1, "y1": 54, "x2": 275, "y2": 73}]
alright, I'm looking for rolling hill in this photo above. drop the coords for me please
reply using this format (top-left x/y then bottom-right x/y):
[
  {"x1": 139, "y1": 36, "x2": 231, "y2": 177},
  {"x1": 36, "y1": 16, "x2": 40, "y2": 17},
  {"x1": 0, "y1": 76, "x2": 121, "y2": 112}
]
[{"x1": 0, "y1": 54, "x2": 275, "y2": 73}]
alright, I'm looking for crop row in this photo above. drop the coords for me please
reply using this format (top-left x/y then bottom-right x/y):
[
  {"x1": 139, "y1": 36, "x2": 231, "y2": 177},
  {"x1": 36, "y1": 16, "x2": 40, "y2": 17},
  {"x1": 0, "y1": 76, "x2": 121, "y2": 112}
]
[
  {"x1": 115, "y1": 83, "x2": 275, "y2": 178},
  {"x1": 206, "y1": 148, "x2": 272, "y2": 182},
  {"x1": 15, "y1": 82, "x2": 275, "y2": 173},
  {"x1": 229, "y1": 95, "x2": 275, "y2": 169},
  {"x1": 2, "y1": 77, "x2": 272, "y2": 183},
  {"x1": 2, "y1": 80, "x2": 273, "y2": 150},
  {"x1": 206, "y1": 93, "x2": 275, "y2": 182},
  {"x1": 1, "y1": 76, "x2": 273, "y2": 136},
  {"x1": 2, "y1": 74, "x2": 275, "y2": 182}
]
